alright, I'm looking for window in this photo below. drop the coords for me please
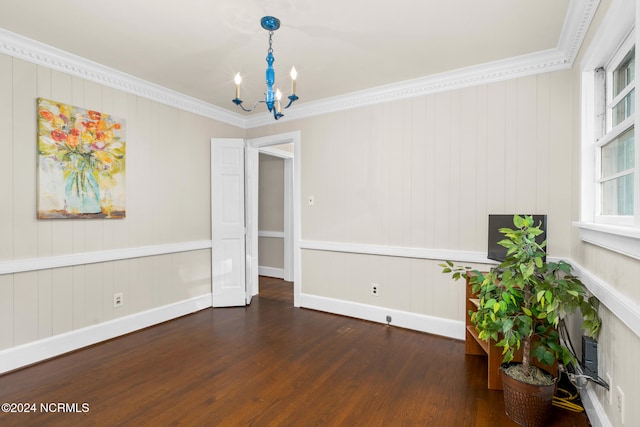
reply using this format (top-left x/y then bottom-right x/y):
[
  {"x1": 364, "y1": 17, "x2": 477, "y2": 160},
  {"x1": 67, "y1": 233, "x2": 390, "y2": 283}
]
[
  {"x1": 596, "y1": 42, "x2": 635, "y2": 223},
  {"x1": 578, "y1": 1, "x2": 640, "y2": 260}
]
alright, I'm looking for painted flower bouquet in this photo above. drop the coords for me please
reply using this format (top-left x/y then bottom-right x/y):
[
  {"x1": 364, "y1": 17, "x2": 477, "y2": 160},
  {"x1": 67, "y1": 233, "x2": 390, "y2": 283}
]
[{"x1": 37, "y1": 98, "x2": 126, "y2": 217}]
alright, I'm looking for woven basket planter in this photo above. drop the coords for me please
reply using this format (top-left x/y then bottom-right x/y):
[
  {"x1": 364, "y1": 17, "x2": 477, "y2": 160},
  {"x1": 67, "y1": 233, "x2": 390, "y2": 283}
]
[{"x1": 500, "y1": 365, "x2": 557, "y2": 427}]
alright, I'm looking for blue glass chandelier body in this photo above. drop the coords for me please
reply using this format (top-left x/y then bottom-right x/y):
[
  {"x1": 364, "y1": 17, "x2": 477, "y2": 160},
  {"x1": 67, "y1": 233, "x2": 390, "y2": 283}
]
[{"x1": 232, "y1": 16, "x2": 298, "y2": 120}]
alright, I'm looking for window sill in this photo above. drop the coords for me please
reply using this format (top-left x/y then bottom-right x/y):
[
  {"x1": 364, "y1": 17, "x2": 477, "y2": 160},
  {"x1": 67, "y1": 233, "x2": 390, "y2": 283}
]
[{"x1": 574, "y1": 222, "x2": 640, "y2": 260}]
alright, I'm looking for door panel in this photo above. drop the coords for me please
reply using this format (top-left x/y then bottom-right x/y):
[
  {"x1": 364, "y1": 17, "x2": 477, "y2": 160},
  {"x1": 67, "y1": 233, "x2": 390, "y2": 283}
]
[{"x1": 211, "y1": 138, "x2": 246, "y2": 307}]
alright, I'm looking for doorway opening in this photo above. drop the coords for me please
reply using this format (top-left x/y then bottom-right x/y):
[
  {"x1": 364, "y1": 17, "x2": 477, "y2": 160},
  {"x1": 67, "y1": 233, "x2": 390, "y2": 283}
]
[{"x1": 246, "y1": 131, "x2": 300, "y2": 307}]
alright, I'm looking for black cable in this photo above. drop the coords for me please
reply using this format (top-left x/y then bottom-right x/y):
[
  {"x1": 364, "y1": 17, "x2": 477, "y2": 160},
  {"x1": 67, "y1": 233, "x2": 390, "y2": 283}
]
[{"x1": 557, "y1": 320, "x2": 609, "y2": 390}]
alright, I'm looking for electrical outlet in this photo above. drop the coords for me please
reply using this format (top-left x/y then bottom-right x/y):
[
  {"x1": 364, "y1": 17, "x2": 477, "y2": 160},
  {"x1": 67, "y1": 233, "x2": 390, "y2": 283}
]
[
  {"x1": 113, "y1": 292, "x2": 124, "y2": 308},
  {"x1": 371, "y1": 283, "x2": 379, "y2": 296},
  {"x1": 616, "y1": 386, "x2": 625, "y2": 424}
]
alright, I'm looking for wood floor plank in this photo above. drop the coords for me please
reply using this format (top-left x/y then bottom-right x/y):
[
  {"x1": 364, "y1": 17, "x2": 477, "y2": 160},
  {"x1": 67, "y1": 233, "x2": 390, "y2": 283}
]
[{"x1": 0, "y1": 277, "x2": 591, "y2": 426}]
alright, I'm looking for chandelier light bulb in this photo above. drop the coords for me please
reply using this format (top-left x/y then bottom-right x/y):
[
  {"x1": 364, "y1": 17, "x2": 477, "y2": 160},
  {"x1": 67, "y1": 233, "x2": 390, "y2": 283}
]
[
  {"x1": 290, "y1": 67, "x2": 297, "y2": 94},
  {"x1": 234, "y1": 73, "x2": 242, "y2": 99}
]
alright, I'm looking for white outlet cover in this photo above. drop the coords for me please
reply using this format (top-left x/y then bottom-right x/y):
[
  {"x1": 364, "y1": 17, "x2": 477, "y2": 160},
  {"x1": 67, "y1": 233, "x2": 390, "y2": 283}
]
[
  {"x1": 114, "y1": 292, "x2": 124, "y2": 307},
  {"x1": 616, "y1": 386, "x2": 625, "y2": 424}
]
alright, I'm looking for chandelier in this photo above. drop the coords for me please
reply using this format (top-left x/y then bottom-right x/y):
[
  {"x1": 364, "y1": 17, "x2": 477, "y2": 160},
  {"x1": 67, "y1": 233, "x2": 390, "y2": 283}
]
[{"x1": 232, "y1": 16, "x2": 298, "y2": 120}]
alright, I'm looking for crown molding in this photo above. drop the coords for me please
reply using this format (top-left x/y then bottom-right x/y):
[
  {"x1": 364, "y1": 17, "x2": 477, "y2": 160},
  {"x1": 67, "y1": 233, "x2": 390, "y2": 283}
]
[
  {"x1": 0, "y1": 27, "x2": 245, "y2": 128},
  {"x1": 244, "y1": 48, "x2": 572, "y2": 128},
  {"x1": 243, "y1": 0, "x2": 600, "y2": 128},
  {"x1": 0, "y1": 0, "x2": 599, "y2": 130},
  {"x1": 558, "y1": 0, "x2": 601, "y2": 65}
]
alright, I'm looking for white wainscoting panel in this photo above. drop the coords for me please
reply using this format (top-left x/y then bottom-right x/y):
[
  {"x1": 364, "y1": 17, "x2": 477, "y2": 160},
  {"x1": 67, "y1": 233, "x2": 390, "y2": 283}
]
[{"x1": 0, "y1": 293, "x2": 212, "y2": 374}]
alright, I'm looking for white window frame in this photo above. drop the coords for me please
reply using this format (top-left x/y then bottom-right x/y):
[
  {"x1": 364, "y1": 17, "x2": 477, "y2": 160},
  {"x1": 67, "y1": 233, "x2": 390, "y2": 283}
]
[
  {"x1": 577, "y1": 0, "x2": 640, "y2": 261},
  {"x1": 596, "y1": 35, "x2": 635, "y2": 226}
]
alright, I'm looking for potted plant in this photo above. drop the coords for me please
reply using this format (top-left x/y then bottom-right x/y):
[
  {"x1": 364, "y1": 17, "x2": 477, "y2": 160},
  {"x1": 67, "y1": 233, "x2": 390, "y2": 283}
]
[{"x1": 441, "y1": 215, "x2": 601, "y2": 427}]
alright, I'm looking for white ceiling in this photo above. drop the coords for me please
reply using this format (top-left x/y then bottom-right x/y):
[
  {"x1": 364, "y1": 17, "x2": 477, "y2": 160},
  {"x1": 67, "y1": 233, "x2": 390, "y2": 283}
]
[{"x1": 0, "y1": 0, "x2": 577, "y2": 117}]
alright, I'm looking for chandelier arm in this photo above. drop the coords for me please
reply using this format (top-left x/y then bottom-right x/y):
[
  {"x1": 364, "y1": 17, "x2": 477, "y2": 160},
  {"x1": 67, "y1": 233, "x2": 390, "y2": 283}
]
[
  {"x1": 283, "y1": 94, "x2": 299, "y2": 110},
  {"x1": 232, "y1": 99, "x2": 264, "y2": 113}
]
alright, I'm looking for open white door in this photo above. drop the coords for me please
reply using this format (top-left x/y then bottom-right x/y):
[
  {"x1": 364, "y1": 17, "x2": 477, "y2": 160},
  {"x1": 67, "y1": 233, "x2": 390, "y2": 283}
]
[
  {"x1": 211, "y1": 138, "x2": 246, "y2": 307},
  {"x1": 245, "y1": 144, "x2": 259, "y2": 303}
]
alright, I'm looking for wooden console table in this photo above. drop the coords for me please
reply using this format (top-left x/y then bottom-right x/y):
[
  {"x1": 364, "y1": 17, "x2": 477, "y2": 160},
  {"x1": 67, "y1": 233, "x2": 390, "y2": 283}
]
[
  {"x1": 464, "y1": 274, "x2": 505, "y2": 389},
  {"x1": 464, "y1": 274, "x2": 557, "y2": 390}
]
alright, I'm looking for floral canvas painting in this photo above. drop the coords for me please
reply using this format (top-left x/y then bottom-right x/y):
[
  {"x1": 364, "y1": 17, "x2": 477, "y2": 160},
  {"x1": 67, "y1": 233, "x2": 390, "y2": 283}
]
[{"x1": 37, "y1": 98, "x2": 126, "y2": 219}]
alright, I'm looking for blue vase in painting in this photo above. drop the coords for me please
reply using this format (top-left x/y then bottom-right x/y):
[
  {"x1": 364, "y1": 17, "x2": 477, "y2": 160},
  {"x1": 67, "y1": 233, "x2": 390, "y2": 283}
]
[{"x1": 64, "y1": 155, "x2": 101, "y2": 214}]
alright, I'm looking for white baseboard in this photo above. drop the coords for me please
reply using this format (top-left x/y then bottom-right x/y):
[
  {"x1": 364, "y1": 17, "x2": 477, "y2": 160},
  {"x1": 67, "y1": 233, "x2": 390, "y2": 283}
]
[
  {"x1": 299, "y1": 293, "x2": 465, "y2": 340},
  {"x1": 0, "y1": 293, "x2": 212, "y2": 374},
  {"x1": 259, "y1": 266, "x2": 285, "y2": 279},
  {"x1": 581, "y1": 384, "x2": 612, "y2": 427}
]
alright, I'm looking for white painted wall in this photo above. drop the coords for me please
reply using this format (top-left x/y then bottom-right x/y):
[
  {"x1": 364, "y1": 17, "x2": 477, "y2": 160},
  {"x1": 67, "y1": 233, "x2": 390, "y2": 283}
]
[
  {"x1": 258, "y1": 153, "x2": 285, "y2": 275},
  {"x1": 249, "y1": 71, "x2": 573, "y2": 323},
  {"x1": 248, "y1": 39, "x2": 640, "y2": 423},
  {"x1": 0, "y1": 53, "x2": 242, "y2": 353},
  {"x1": 569, "y1": 1, "x2": 640, "y2": 424}
]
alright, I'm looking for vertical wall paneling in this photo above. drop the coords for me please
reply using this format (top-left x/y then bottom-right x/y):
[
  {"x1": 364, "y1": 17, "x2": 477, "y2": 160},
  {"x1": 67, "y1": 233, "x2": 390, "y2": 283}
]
[
  {"x1": 134, "y1": 257, "x2": 151, "y2": 312},
  {"x1": 0, "y1": 55, "x2": 13, "y2": 262},
  {"x1": 535, "y1": 74, "x2": 551, "y2": 215},
  {"x1": 458, "y1": 86, "x2": 478, "y2": 251},
  {"x1": 448, "y1": 89, "x2": 462, "y2": 251},
  {"x1": 368, "y1": 106, "x2": 384, "y2": 245},
  {"x1": 550, "y1": 71, "x2": 573, "y2": 257},
  {"x1": 291, "y1": 72, "x2": 576, "y2": 331},
  {"x1": 515, "y1": 77, "x2": 538, "y2": 211},
  {"x1": 51, "y1": 267, "x2": 73, "y2": 335},
  {"x1": 409, "y1": 97, "x2": 427, "y2": 249},
  {"x1": 13, "y1": 272, "x2": 38, "y2": 345},
  {"x1": 474, "y1": 84, "x2": 489, "y2": 250},
  {"x1": 400, "y1": 101, "x2": 413, "y2": 248},
  {"x1": 37, "y1": 269, "x2": 52, "y2": 339},
  {"x1": 1, "y1": 50, "x2": 234, "y2": 357},
  {"x1": 0, "y1": 276, "x2": 14, "y2": 349},
  {"x1": 424, "y1": 95, "x2": 436, "y2": 248},
  {"x1": 409, "y1": 258, "x2": 428, "y2": 314},
  {"x1": 433, "y1": 92, "x2": 451, "y2": 249},
  {"x1": 503, "y1": 79, "x2": 519, "y2": 213},
  {"x1": 485, "y1": 81, "x2": 507, "y2": 213},
  {"x1": 71, "y1": 265, "x2": 86, "y2": 328},
  {"x1": 84, "y1": 263, "x2": 105, "y2": 325},
  {"x1": 13, "y1": 59, "x2": 38, "y2": 260},
  {"x1": 101, "y1": 261, "x2": 115, "y2": 322}
]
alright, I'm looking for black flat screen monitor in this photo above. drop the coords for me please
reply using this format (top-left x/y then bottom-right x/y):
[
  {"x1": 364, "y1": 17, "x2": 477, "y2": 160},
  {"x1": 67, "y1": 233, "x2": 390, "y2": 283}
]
[{"x1": 487, "y1": 214, "x2": 547, "y2": 262}]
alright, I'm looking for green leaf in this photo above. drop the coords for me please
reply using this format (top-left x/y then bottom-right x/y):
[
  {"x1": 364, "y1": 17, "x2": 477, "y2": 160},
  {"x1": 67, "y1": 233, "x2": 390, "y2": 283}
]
[
  {"x1": 484, "y1": 298, "x2": 497, "y2": 309},
  {"x1": 513, "y1": 215, "x2": 525, "y2": 228}
]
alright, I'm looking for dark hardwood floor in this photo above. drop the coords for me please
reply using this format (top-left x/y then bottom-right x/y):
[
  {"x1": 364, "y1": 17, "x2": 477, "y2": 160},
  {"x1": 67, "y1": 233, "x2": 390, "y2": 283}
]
[{"x1": 0, "y1": 277, "x2": 590, "y2": 426}]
